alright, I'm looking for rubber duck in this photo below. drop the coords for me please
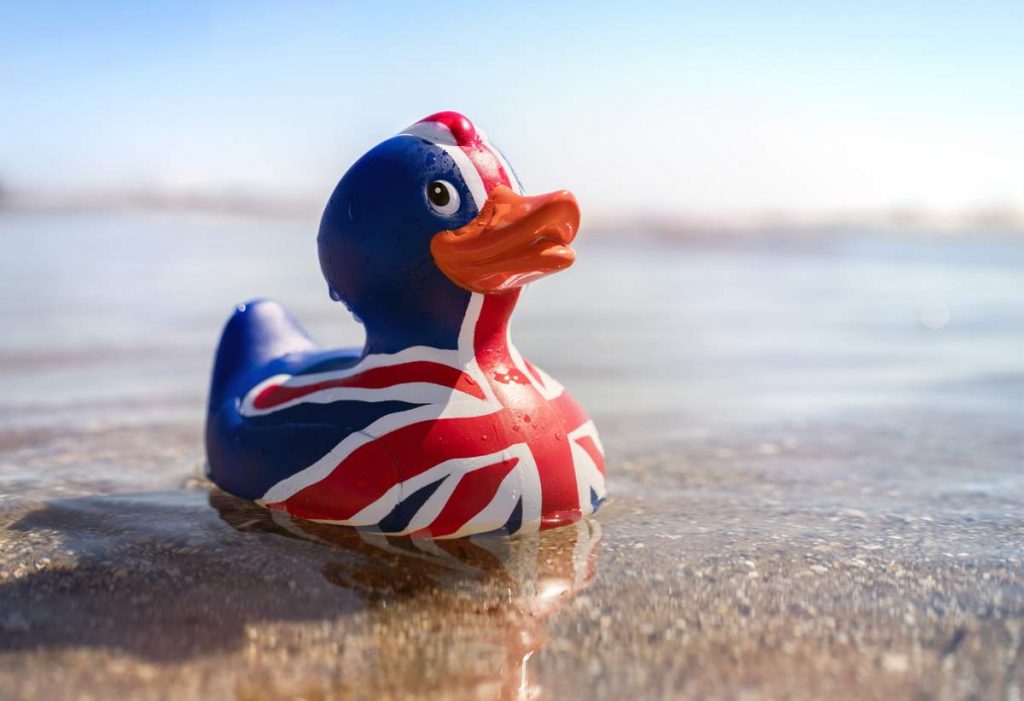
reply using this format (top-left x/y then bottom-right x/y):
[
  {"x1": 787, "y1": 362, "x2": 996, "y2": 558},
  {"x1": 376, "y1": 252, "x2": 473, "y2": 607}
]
[{"x1": 206, "y1": 111, "x2": 606, "y2": 539}]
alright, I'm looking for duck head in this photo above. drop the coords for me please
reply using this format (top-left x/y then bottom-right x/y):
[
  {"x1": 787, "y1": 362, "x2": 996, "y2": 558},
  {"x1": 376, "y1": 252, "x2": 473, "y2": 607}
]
[{"x1": 318, "y1": 111, "x2": 581, "y2": 354}]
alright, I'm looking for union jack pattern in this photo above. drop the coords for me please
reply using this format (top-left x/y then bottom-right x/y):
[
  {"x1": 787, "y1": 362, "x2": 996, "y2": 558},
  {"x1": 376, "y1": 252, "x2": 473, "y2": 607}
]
[{"x1": 242, "y1": 291, "x2": 606, "y2": 538}]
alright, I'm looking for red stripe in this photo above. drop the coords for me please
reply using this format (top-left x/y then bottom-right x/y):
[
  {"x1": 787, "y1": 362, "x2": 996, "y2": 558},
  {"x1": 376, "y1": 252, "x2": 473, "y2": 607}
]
[
  {"x1": 459, "y1": 142, "x2": 510, "y2": 194},
  {"x1": 417, "y1": 111, "x2": 512, "y2": 195},
  {"x1": 475, "y1": 293, "x2": 583, "y2": 529},
  {"x1": 411, "y1": 457, "x2": 519, "y2": 538},
  {"x1": 252, "y1": 361, "x2": 485, "y2": 410},
  {"x1": 473, "y1": 292, "x2": 520, "y2": 365},
  {"x1": 419, "y1": 111, "x2": 479, "y2": 147}
]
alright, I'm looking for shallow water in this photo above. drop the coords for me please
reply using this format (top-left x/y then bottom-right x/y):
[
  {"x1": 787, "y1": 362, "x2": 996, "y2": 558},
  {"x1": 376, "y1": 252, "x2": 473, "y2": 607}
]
[{"x1": 1, "y1": 212, "x2": 1022, "y2": 699}]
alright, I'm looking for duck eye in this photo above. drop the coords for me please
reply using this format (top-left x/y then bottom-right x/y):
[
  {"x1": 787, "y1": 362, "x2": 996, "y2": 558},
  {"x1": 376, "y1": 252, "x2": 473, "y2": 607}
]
[{"x1": 426, "y1": 180, "x2": 460, "y2": 216}]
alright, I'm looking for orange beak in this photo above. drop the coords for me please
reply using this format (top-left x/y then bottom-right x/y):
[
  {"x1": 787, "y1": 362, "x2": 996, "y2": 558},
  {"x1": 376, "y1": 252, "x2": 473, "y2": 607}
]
[{"x1": 430, "y1": 185, "x2": 581, "y2": 294}]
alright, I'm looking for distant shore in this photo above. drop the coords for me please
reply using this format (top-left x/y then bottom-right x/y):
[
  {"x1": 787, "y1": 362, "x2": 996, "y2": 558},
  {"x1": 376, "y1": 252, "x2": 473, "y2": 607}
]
[{"x1": 2, "y1": 187, "x2": 1023, "y2": 240}]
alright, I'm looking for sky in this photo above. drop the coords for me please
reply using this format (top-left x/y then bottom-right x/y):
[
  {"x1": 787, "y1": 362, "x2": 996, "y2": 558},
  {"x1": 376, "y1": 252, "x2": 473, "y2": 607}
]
[{"x1": 2, "y1": 0, "x2": 1022, "y2": 218}]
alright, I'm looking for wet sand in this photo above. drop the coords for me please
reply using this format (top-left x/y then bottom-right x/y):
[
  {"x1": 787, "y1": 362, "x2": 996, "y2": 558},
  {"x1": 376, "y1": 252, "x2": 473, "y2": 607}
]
[{"x1": 1, "y1": 212, "x2": 1022, "y2": 699}]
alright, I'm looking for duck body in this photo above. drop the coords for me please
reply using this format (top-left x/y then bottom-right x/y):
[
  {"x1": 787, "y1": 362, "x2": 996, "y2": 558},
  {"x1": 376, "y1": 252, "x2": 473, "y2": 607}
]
[{"x1": 205, "y1": 112, "x2": 606, "y2": 539}]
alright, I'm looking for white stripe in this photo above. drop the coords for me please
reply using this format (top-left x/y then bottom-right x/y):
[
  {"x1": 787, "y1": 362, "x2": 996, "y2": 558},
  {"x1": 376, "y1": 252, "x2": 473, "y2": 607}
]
[
  {"x1": 243, "y1": 382, "x2": 487, "y2": 417},
  {"x1": 568, "y1": 420, "x2": 607, "y2": 516},
  {"x1": 398, "y1": 129, "x2": 487, "y2": 210},
  {"x1": 348, "y1": 483, "x2": 402, "y2": 525},
  {"x1": 516, "y1": 449, "x2": 544, "y2": 533},
  {"x1": 435, "y1": 143, "x2": 487, "y2": 210},
  {"x1": 457, "y1": 294, "x2": 484, "y2": 364},
  {"x1": 570, "y1": 441, "x2": 606, "y2": 515},
  {"x1": 239, "y1": 345, "x2": 462, "y2": 416}
]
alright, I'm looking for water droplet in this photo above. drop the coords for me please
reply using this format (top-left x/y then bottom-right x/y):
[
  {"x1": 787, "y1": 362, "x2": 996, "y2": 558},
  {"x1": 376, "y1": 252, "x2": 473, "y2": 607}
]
[
  {"x1": 480, "y1": 434, "x2": 489, "y2": 441},
  {"x1": 554, "y1": 432, "x2": 563, "y2": 441},
  {"x1": 328, "y1": 286, "x2": 342, "y2": 301}
]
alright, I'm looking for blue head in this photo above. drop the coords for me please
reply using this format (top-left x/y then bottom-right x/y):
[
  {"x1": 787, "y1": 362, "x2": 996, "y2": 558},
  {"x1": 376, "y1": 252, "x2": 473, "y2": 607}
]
[{"x1": 318, "y1": 112, "x2": 581, "y2": 354}]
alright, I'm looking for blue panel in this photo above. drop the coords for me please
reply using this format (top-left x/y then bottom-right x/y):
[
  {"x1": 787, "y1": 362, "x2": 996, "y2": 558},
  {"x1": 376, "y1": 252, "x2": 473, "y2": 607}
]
[
  {"x1": 501, "y1": 498, "x2": 523, "y2": 535},
  {"x1": 377, "y1": 476, "x2": 448, "y2": 533}
]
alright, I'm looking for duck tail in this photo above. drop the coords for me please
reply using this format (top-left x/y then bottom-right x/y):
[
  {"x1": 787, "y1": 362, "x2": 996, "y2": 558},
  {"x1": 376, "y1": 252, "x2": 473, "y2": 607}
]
[{"x1": 207, "y1": 299, "x2": 317, "y2": 411}]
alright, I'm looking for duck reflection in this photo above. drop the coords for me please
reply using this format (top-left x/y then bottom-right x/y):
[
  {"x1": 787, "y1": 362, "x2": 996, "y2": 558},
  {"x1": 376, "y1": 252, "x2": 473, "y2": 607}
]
[{"x1": 211, "y1": 491, "x2": 602, "y2": 700}]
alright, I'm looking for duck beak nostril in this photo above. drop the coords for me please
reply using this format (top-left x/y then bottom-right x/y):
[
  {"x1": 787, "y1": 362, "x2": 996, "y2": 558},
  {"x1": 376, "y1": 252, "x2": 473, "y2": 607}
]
[{"x1": 430, "y1": 185, "x2": 581, "y2": 294}]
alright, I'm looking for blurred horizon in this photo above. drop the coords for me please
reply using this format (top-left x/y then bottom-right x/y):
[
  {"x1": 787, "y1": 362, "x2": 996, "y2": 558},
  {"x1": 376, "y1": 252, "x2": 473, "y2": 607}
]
[{"x1": 2, "y1": 1, "x2": 1022, "y2": 224}]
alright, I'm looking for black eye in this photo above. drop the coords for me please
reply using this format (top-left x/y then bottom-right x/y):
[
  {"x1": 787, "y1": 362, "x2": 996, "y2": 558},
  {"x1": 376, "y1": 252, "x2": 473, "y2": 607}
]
[
  {"x1": 426, "y1": 180, "x2": 460, "y2": 216},
  {"x1": 428, "y1": 181, "x2": 449, "y2": 206}
]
